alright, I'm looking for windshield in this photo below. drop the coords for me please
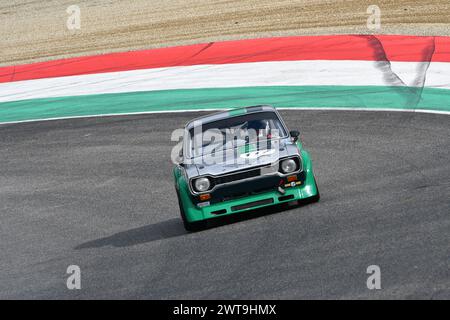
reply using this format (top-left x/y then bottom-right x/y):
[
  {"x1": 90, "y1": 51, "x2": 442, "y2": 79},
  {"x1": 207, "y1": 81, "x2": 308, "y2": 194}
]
[{"x1": 186, "y1": 111, "x2": 287, "y2": 159}]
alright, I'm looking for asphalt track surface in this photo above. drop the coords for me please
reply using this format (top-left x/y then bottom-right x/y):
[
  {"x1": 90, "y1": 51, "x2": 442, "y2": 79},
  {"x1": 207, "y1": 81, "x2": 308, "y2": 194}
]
[{"x1": 0, "y1": 110, "x2": 449, "y2": 299}]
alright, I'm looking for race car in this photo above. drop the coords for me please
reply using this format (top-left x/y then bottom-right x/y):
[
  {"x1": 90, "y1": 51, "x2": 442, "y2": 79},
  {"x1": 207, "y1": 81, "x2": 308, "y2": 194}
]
[{"x1": 173, "y1": 105, "x2": 320, "y2": 231}]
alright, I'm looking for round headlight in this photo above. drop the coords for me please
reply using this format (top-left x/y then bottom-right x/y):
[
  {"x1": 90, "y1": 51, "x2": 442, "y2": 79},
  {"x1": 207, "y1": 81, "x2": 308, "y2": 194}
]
[
  {"x1": 281, "y1": 159, "x2": 297, "y2": 173},
  {"x1": 194, "y1": 177, "x2": 211, "y2": 192}
]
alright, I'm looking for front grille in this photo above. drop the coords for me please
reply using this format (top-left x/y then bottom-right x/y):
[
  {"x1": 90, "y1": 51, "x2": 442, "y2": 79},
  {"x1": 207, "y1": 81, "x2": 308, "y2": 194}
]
[
  {"x1": 214, "y1": 168, "x2": 261, "y2": 185},
  {"x1": 231, "y1": 198, "x2": 274, "y2": 211}
]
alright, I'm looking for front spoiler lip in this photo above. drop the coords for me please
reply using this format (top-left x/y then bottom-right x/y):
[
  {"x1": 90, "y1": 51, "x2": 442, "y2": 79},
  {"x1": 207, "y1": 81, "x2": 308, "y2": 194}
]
[{"x1": 184, "y1": 181, "x2": 317, "y2": 222}]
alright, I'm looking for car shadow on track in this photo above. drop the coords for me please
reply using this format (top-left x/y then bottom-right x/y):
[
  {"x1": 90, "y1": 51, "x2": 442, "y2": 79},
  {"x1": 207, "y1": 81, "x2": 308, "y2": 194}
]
[
  {"x1": 75, "y1": 201, "x2": 316, "y2": 250},
  {"x1": 75, "y1": 218, "x2": 186, "y2": 249}
]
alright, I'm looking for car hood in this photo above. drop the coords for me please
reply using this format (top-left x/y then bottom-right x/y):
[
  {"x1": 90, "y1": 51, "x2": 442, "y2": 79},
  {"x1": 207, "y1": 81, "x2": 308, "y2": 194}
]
[{"x1": 184, "y1": 138, "x2": 299, "y2": 178}]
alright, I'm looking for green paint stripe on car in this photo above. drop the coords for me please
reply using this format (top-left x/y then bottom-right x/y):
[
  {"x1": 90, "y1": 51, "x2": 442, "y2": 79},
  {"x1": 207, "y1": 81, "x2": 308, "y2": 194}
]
[{"x1": 0, "y1": 86, "x2": 449, "y2": 123}]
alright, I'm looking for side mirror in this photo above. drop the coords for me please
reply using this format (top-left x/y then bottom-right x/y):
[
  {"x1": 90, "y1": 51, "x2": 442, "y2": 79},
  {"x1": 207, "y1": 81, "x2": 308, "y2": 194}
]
[
  {"x1": 175, "y1": 148, "x2": 184, "y2": 165},
  {"x1": 290, "y1": 130, "x2": 300, "y2": 142}
]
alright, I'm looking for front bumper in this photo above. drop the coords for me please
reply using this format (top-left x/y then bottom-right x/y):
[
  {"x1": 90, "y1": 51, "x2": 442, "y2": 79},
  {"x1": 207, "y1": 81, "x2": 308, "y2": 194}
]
[{"x1": 182, "y1": 169, "x2": 318, "y2": 222}]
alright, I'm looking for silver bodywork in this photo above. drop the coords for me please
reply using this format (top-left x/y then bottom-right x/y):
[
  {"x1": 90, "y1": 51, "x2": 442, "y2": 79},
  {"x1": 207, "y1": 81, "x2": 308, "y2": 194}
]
[{"x1": 180, "y1": 106, "x2": 302, "y2": 195}]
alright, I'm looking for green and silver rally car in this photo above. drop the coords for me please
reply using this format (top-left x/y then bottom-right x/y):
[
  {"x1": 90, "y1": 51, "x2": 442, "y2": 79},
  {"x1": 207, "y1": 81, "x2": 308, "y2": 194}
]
[{"x1": 173, "y1": 105, "x2": 319, "y2": 231}]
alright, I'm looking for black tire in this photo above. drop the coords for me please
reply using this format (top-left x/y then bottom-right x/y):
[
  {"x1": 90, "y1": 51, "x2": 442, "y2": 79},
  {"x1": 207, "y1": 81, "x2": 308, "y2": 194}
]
[{"x1": 176, "y1": 189, "x2": 206, "y2": 232}]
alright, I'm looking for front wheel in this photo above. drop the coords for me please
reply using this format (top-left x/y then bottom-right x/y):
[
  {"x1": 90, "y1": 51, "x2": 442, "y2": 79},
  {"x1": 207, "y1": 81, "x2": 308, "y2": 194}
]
[{"x1": 176, "y1": 189, "x2": 206, "y2": 232}]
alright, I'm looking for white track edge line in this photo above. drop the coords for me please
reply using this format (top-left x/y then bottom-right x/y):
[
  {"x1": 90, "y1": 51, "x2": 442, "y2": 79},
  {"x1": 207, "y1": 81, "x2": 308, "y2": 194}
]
[{"x1": 0, "y1": 107, "x2": 449, "y2": 126}]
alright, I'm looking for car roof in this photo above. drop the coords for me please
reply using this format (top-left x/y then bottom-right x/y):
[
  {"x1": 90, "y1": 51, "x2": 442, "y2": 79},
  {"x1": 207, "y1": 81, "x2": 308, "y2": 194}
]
[{"x1": 185, "y1": 105, "x2": 277, "y2": 130}]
